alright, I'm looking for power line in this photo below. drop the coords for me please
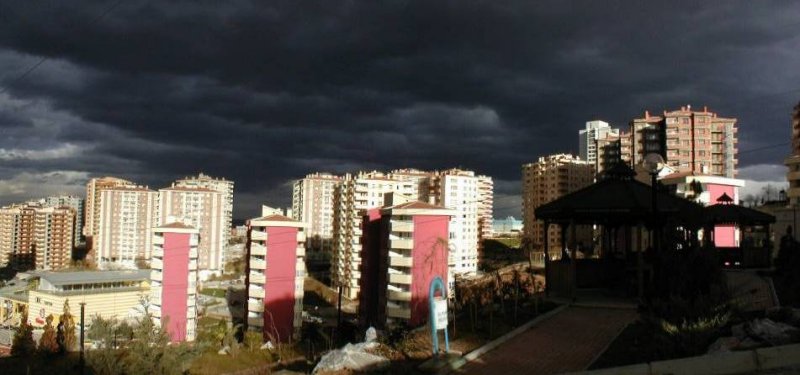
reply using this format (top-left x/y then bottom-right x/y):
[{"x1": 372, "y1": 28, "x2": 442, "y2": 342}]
[{"x1": 0, "y1": 0, "x2": 126, "y2": 95}]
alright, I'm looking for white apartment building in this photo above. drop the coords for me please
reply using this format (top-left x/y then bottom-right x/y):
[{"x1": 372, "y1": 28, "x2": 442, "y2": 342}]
[
  {"x1": 158, "y1": 186, "x2": 225, "y2": 278},
  {"x1": 579, "y1": 120, "x2": 620, "y2": 172},
  {"x1": 332, "y1": 171, "x2": 420, "y2": 300},
  {"x1": 84, "y1": 177, "x2": 135, "y2": 239},
  {"x1": 291, "y1": 173, "x2": 341, "y2": 241},
  {"x1": 435, "y1": 169, "x2": 481, "y2": 275},
  {"x1": 95, "y1": 186, "x2": 158, "y2": 268},
  {"x1": 173, "y1": 173, "x2": 234, "y2": 245}
]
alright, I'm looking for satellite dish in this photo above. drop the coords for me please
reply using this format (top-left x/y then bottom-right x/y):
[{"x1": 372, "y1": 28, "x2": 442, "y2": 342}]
[{"x1": 643, "y1": 153, "x2": 665, "y2": 174}]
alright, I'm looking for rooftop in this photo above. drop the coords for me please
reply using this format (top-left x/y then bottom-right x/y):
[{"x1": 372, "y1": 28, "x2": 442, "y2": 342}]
[{"x1": 36, "y1": 269, "x2": 151, "y2": 286}]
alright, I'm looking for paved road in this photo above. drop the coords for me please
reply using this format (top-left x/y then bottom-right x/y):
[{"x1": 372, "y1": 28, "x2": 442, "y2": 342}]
[{"x1": 458, "y1": 306, "x2": 637, "y2": 375}]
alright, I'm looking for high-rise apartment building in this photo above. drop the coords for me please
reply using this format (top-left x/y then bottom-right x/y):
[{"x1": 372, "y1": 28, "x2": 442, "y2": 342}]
[
  {"x1": 44, "y1": 195, "x2": 84, "y2": 246},
  {"x1": 627, "y1": 106, "x2": 738, "y2": 177},
  {"x1": 245, "y1": 215, "x2": 306, "y2": 342},
  {"x1": 291, "y1": 173, "x2": 341, "y2": 241},
  {"x1": 150, "y1": 223, "x2": 199, "y2": 342},
  {"x1": 579, "y1": 120, "x2": 620, "y2": 171},
  {"x1": 95, "y1": 186, "x2": 158, "y2": 267},
  {"x1": 431, "y1": 169, "x2": 482, "y2": 275},
  {"x1": 332, "y1": 171, "x2": 420, "y2": 300},
  {"x1": 477, "y1": 175, "x2": 494, "y2": 241},
  {"x1": 84, "y1": 177, "x2": 135, "y2": 240},
  {"x1": 595, "y1": 130, "x2": 633, "y2": 175},
  {"x1": 786, "y1": 102, "x2": 800, "y2": 206},
  {"x1": 522, "y1": 154, "x2": 594, "y2": 252},
  {"x1": 0, "y1": 203, "x2": 75, "y2": 270},
  {"x1": 358, "y1": 200, "x2": 455, "y2": 328},
  {"x1": 158, "y1": 186, "x2": 225, "y2": 277},
  {"x1": 328, "y1": 168, "x2": 493, "y2": 300},
  {"x1": 173, "y1": 173, "x2": 234, "y2": 245}
]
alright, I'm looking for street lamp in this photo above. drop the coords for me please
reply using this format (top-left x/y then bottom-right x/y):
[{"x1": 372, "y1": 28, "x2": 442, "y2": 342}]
[{"x1": 643, "y1": 153, "x2": 665, "y2": 251}]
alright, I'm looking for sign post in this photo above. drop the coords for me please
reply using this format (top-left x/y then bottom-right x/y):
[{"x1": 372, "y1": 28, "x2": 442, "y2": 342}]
[{"x1": 428, "y1": 276, "x2": 449, "y2": 357}]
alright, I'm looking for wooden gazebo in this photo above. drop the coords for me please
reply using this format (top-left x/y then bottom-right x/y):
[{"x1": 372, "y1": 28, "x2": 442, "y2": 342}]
[{"x1": 534, "y1": 164, "x2": 705, "y2": 300}]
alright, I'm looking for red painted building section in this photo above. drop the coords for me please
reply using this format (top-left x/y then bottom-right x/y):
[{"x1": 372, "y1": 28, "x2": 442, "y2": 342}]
[
  {"x1": 161, "y1": 232, "x2": 190, "y2": 342},
  {"x1": 708, "y1": 184, "x2": 735, "y2": 205},
  {"x1": 264, "y1": 226, "x2": 298, "y2": 342},
  {"x1": 409, "y1": 215, "x2": 450, "y2": 326},
  {"x1": 358, "y1": 208, "x2": 386, "y2": 328}
]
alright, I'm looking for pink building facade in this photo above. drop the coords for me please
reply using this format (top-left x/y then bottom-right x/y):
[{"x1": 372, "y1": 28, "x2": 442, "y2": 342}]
[
  {"x1": 245, "y1": 215, "x2": 306, "y2": 343},
  {"x1": 359, "y1": 200, "x2": 455, "y2": 328},
  {"x1": 150, "y1": 223, "x2": 199, "y2": 342}
]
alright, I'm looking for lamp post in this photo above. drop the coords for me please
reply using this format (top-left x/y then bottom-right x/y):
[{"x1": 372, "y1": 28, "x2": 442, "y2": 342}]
[{"x1": 643, "y1": 153, "x2": 666, "y2": 252}]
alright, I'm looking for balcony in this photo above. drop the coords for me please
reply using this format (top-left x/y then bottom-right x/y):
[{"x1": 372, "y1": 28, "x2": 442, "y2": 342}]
[
  {"x1": 251, "y1": 230, "x2": 267, "y2": 241},
  {"x1": 247, "y1": 316, "x2": 263, "y2": 327},
  {"x1": 296, "y1": 246, "x2": 305, "y2": 257},
  {"x1": 248, "y1": 300, "x2": 264, "y2": 313},
  {"x1": 249, "y1": 287, "x2": 265, "y2": 299},
  {"x1": 152, "y1": 247, "x2": 163, "y2": 258},
  {"x1": 189, "y1": 260, "x2": 197, "y2": 271},
  {"x1": 386, "y1": 306, "x2": 411, "y2": 319},
  {"x1": 153, "y1": 236, "x2": 164, "y2": 245},
  {"x1": 250, "y1": 258, "x2": 267, "y2": 270},
  {"x1": 389, "y1": 273, "x2": 412, "y2": 285},
  {"x1": 250, "y1": 243, "x2": 266, "y2": 256},
  {"x1": 390, "y1": 238, "x2": 413, "y2": 250},
  {"x1": 390, "y1": 221, "x2": 414, "y2": 233},
  {"x1": 389, "y1": 256, "x2": 413, "y2": 267},
  {"x1": 387, "y1": 290, "x2": 412, "y2": 302},
  {"x1": 190, "y1": 236, "x2": 199, "y2": 246},
  {"x1": 150, "y1": 258, "x2": 163, "y2": 270},
  {"x1": 249, "y1": 272, "x2": 266, "y2": 284},
  {"x1": 151, "y1": 271, "x2": 163, "y2": 282},
  {"x1": 296, "y1": 232, "x2": 306, "y2": 243}
]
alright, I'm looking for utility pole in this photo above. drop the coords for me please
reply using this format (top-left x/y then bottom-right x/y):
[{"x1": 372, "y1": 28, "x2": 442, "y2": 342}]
[{"x1": 79, "y1": 302, "x2": 86, "y2": 375}]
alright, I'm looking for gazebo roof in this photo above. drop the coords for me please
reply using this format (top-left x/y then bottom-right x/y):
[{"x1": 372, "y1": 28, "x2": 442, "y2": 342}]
[
  {"x1": 704, "y1": 203, "x2": 776, "y2": 225},
  {"x1": 535, "y1": 164, "x2": 704, "y2": 226}
]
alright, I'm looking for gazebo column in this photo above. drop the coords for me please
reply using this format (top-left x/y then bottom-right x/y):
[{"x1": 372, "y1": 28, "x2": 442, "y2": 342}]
[
  {"x1": 637, "y1": 223, "x2": 645, "y2": 301},
  {"x1": 543, "y1": 221, "x2": 550, "y2": 298},
  {"x1": 560, "y1": 223, "x2": 569, "y2": 261},
  {"x1": 569, "y1": 219, "x2": 577, "y2": 300}
]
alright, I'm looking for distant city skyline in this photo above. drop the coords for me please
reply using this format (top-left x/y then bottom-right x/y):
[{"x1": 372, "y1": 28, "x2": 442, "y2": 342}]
[{"x1": 0, "y1": 2, "x2": 797, "y2": 220}]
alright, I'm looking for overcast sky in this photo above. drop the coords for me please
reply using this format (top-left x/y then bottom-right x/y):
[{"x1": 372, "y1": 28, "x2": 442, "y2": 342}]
[{"x1": 0, "y1": 1, "x2": 797, "y2": 221}]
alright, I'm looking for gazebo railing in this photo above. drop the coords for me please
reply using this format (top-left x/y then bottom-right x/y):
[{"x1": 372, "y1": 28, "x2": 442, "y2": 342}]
[{"x1": 531, "y1": 251, "x2": 562, "y2": 268}]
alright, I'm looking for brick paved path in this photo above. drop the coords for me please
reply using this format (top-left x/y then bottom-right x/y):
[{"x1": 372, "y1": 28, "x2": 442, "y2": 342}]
[{"x1": 458, "y1": 306, "x2": 637, "y2": 375}]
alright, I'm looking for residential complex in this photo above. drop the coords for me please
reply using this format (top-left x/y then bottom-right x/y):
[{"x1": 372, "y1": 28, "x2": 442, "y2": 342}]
[
  {"x1": 158, "y1": 185, "x2": 226, "y2": 277},
  {"x1": 245, "y1": 215, "x2": 306, "y2": 342},
  {"x1": 0, "y1": 203, "x2": 76, "y2": 271},
  {"x1": 291, "y1": 173, "x2": 341, "y2": 241},
  {"x1": 629, "y1": 106, "x2": 738, "y2": 177},
  {"x1": 84, "y1": 177, "x2": 135, "y2": 241},
  {"x1": 43, "y1": 195, "x2": 85, "y2": 246},
  {"x1": 95, "y1": 186, "x2": 158, "y2": 267},
  {"x1": 522, "y1": 154, "x2": 594, "y2": 252},
  {"x1": 331, "y1": 171, "x2": 421, "y2": 300},
  {"x1": 150, "y1": 223, "x2": 200, "y2": 342},
  {"x1": 173, "y1": 173, "x2": 234, "y2": 249},
  {"x1": 358, "y1": 199, "x2": 455, "y2": 328},
  {"x1": 327, "y1": 168, "x2": 493, "y2": 300},
  {"x1": 786, "y1": 103, "x2": 800, "y2": 206},
  {"x1": 579, "y1": 120, "x2": 620, "y2": 172}
]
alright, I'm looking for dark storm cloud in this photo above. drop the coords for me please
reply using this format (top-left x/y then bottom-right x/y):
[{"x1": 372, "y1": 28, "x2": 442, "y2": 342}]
[{"x1": 0, "y1": 0, "x2": 799, "y2": 218}]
